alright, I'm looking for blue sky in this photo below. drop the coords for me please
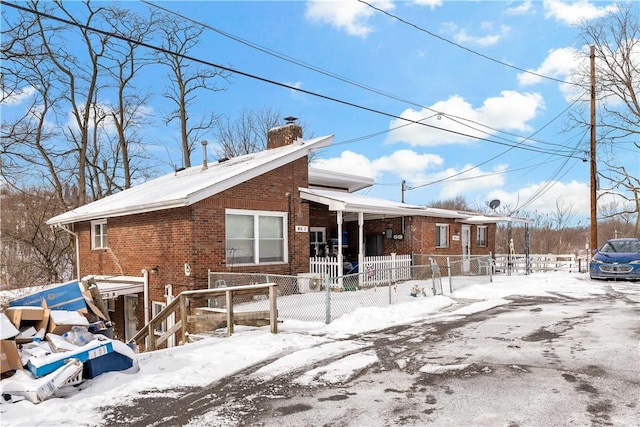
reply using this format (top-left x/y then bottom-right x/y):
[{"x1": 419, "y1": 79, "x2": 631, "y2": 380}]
[{"x1": 3, "y1": 0, "x2": 639, "y2": 223}]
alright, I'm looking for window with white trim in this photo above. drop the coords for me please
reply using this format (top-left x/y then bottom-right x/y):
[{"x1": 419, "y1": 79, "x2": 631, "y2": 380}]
[
  {"x1": 310, "y1": 227, "x2": 326, "y2": 257},
  {"x1": 225, "y1": 209, "x2": 287, "y2": 265},
  {"x1": 435, "y1": 224, "x2": 449, "y2": 248},
  {"x1": 152, "y1": 301, "x2": 166, "y2": 334},
  {"x1": 91, "y1": 219, "x2": 108, "y2": 249},
  {"x1": 477, "y1": 226, "x2": 488, "y2": 247}
]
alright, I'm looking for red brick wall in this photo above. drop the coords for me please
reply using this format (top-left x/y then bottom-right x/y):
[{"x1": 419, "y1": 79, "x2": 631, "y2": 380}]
[{"x1": 75, "y1": 156, "x2": 310, "y2": 332}]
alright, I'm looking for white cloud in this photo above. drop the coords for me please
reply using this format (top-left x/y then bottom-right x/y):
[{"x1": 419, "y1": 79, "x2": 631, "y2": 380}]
[
  {"x1": 543, "y1": 0, "x2": 618, "y2": 25},
  {"x1": 487, "y1": 180, "x2": 591, "y2": 217},
  {"x1": 412, "y1": 0, "x2": 442, "y2": 9},
  {"x1": 385, "y1": 91, "x2": 545, "y2": 146},
  {"x1": 517, "y1": 47, "x2": 579, "y2": 86},
  {"x1": 441, "y1": 22, "x2": 510, "y2": 47},
  {"x1": 434, "y1": 164, "x2": 508, "y2": 199},
  {"x1": 312, "y1": 149, "x2": 443, "y2": 181},
  {"x1": 304, "y1": 0, "x2": 394, "y2": 38},
  {"x1": 285, "y1": 81, "x2": 305, "y2": 99},
  {"x1": 1, "y1": 86, "x2": 37, "y2": 106},
  {"x1": 505, "y1": 1, "x2": 534, "y2": 16}
]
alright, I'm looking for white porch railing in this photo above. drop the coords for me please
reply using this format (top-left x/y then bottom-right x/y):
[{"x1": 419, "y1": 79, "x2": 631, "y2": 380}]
[{"x1": 309, "y1": 253, "x2": 412, "y2": 287}]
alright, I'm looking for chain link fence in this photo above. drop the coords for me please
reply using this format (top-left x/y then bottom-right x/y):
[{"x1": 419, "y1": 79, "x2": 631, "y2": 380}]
[{"x1": 205, "y1": 253, "x2": 491, "y2": 326}]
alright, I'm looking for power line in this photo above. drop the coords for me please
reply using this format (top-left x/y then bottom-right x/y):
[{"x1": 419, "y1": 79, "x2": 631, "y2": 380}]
[
  {"x1": 2, "y1": 1, "x2": 585, "y2": 160},
  {"x1": 142, "y1": 0, "x2": 584, "y2": 157},
  {"x1": 358, "y1": 0, "x2": 583, "y2": 87}
]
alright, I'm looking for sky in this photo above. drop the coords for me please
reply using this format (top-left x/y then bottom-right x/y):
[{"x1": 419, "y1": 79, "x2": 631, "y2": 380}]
[
  {"x1": 2, "y1": 0, "x2": 639, "y2": 224},
  {"x1": 1, "y1": 271, "x2": 638, "y2": 425}
]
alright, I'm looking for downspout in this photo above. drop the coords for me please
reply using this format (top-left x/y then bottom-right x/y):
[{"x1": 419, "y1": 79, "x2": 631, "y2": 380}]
[{"x1": 56, "y1": 224, "x2": 80, "y2": 281}]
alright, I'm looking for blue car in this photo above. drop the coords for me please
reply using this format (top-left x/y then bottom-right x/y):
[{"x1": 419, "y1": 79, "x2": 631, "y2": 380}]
[{"x1": 589, "y1": 238, "x2": 640, "y2": 280}]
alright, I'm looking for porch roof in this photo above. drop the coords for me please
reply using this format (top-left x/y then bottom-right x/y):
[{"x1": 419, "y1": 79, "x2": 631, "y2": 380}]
[
  {"x1": 299, "y1": 188, "x2": 533, "y2": 224},
  {"x1": 299, "y1": 188, "x2": 471, "y2": 220}
]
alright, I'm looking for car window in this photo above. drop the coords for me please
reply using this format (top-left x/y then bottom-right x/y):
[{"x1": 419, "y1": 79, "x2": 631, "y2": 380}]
[{"x1": 601, "y1": 241, "x2": 640, "y2": 252}]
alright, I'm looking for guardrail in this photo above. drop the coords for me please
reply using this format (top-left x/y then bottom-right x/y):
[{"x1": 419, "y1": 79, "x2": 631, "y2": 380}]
[{"x1": 128, "y1": 283, "x2": 278, "y2": 352}]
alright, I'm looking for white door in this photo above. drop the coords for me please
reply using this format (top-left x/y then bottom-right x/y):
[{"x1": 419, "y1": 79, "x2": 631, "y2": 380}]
[
  {"x1": 461, "y1": 225, "x2": 471, "y2": 273},
  {"x1": 124, "y1": 295, "x2": 139, "y2": 341}
]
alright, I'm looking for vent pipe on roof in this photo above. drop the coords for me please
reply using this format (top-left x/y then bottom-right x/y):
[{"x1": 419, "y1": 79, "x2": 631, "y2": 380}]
[{"x1": 201, "y1": 140, "x2": 208, "y2": 171}]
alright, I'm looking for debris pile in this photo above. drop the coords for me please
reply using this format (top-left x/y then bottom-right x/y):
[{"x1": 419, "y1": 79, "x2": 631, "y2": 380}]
[{"x1": 0, "y1": 280, "x2": 138, "y2": 403}]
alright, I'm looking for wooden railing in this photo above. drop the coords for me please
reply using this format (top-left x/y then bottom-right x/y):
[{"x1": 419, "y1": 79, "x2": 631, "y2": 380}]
[{"x1": 128, "y1": 283, "x2": 278, "y2": 353}]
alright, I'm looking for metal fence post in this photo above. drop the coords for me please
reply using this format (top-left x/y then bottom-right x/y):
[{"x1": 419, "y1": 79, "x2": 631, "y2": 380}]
[
  {"x1": 447, "y1": 257, "x2": 453, "y2": 293},
  {"x1": 388, "y1": 277, "x2": 392, "y2": 305},
  {"x1": 489, "y1": 252, "x2": 493, "y2": 283},
  {"x1": 325, "y1": 276, "x2": 331, "y2": 324}
]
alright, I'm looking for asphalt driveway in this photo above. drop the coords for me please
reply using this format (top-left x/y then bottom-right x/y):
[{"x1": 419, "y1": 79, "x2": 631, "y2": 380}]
[{"x1": 98, "y1": 280, "x2": 639, "y2": 427}]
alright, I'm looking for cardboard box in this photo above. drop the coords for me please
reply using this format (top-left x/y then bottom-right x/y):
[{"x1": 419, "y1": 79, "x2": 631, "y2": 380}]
[
  {"x1": 4, "y1": 307, "x2": 50, "y2": 343},
  {"x1": 1, "y1": 340, "x2": 23, "y2": 374},
  {"x1": 47, "y1": 310, "x2": 90, "y2": 335},
  {"x1": 10, "y1": 280, "x2": 87, "y2": 312}
]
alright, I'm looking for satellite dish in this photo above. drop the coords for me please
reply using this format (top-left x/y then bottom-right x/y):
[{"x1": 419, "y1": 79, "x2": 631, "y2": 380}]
[{"x1": 489, "y1": 199, "x2": 501, "y2": 209}]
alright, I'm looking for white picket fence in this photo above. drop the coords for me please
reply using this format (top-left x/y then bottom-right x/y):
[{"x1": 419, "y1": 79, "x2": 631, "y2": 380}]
[
  {"x1": 494, "y1": 253, "x2": 584, "y2": 273},
  {"x1": 309, "y1": 253, "x2": 412, "y2": 287}
]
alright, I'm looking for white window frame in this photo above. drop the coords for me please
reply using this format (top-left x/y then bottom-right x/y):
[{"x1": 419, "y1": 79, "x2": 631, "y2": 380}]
[
  {"x1": 477, "y1": 226, "x2": 488, "y2": 247},
  {"x1": 91, "y1": 219, "x2": 108, "y2": 249},
  {"x1": 152, "y1": 301, "x2": 166, "y2": 334},
  {"x1": 436, "y1": 224, "x2": 449, "y2": 248},
  {"x1": 225, "y1": 209, "x2": 288, "y2": 266},
  {"x1": 310, "y1": 227, "x2": 326, "y2": 257}
]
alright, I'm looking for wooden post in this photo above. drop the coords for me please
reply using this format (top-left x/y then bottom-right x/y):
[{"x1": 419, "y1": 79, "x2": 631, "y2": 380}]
[
  {"x1": 180, "y1": 294, "x2": 188, "y2": 345},
  {"x1": 226, "y1": 289, "x2": 234, "y2": 336},
  {"x1": 147, "y1": 322, "x2": 155, "y2": 351}
]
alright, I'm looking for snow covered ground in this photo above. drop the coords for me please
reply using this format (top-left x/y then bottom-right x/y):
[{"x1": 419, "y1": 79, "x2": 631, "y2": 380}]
[{"x1": 1, "y1": 272, "x2": 637, "y2": 426}]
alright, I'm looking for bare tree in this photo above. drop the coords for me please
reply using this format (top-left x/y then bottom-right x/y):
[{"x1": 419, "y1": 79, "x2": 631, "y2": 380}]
[
  {"x1": 428, "y1": 195, "x2": 471, "y2": 211},
  {"x1": 155, "y1": 16, "x2": 230, "y2": 168},
  {"x1": 572, "y1": 3, "x2": 640, "y2": 236},
  {"x1": 0, "y1": 187, "x2": 74, "y2": 288},
  {"x1": 1, "y1": 1, "x2": 159, "y2": 284},
  {"x1": 212, "y1": 107, "x2": 281, "y2": 159},
  {"x1": 2, "y1": 1, "x2": 158, "y2": 205}
]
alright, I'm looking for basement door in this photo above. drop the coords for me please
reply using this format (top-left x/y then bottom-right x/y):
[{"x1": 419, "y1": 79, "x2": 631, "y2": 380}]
[{"x1": 461, "y1": 224, "x2": 471, "y2": 273}]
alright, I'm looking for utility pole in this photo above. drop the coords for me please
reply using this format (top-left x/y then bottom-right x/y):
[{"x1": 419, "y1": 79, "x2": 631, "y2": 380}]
[
  {"x1": 401, "y1": 180, "x2": 406, "y2": 203},
  {"x1": 590, "y1": 45, "x2": 598, "y2": 252}
]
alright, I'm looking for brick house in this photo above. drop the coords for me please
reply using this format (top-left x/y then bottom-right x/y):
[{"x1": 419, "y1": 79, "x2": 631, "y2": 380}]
[{"x1": 47, "y1": 121, "x2": 503, "y2": 341}]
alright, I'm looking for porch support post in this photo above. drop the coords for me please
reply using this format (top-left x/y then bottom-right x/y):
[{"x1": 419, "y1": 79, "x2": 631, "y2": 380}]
[
  {"x1": 337, "y1": 210, "x2": 344, "y2": 288},
  {"x1": 358, "y1": 212, "x2": 364, "y2": 289}
]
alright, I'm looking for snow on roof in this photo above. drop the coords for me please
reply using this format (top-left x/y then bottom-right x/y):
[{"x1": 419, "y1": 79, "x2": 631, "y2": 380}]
[
  {"x1": 300, "y1": 188, "x2": 450, "y2": 218},
  {"x1": 47, "y1": 135, "x2": 333, "y2": 225},
  {"x1": 308, "y1": 167, "x2": 374, "y2": 193}
]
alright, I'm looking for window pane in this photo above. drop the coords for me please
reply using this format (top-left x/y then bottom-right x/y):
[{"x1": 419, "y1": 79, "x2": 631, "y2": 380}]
[
  {"x1": 436, "y1": 225, "x2": 448, "y2": 247},
  {"x1": 226, "y1": 239, "x2": 254, "y2": 264},
  {"x1": 226, "y1": 215, "x2": 254, "y2": 239},
  {"x1": 102, "y1": 225, "x2": 107, "y2": 247},
  {"x1": 259, "y1": 216, "x2": 283, "y2": 238},
  {"x1": 259, "y1": 239, "x2": 284, "y2": 262}
]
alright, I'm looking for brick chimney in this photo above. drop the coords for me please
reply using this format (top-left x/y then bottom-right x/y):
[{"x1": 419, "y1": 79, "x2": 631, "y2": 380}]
[{"x1": 267, "y1": 116, "x2": 303, "y2": 149}]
